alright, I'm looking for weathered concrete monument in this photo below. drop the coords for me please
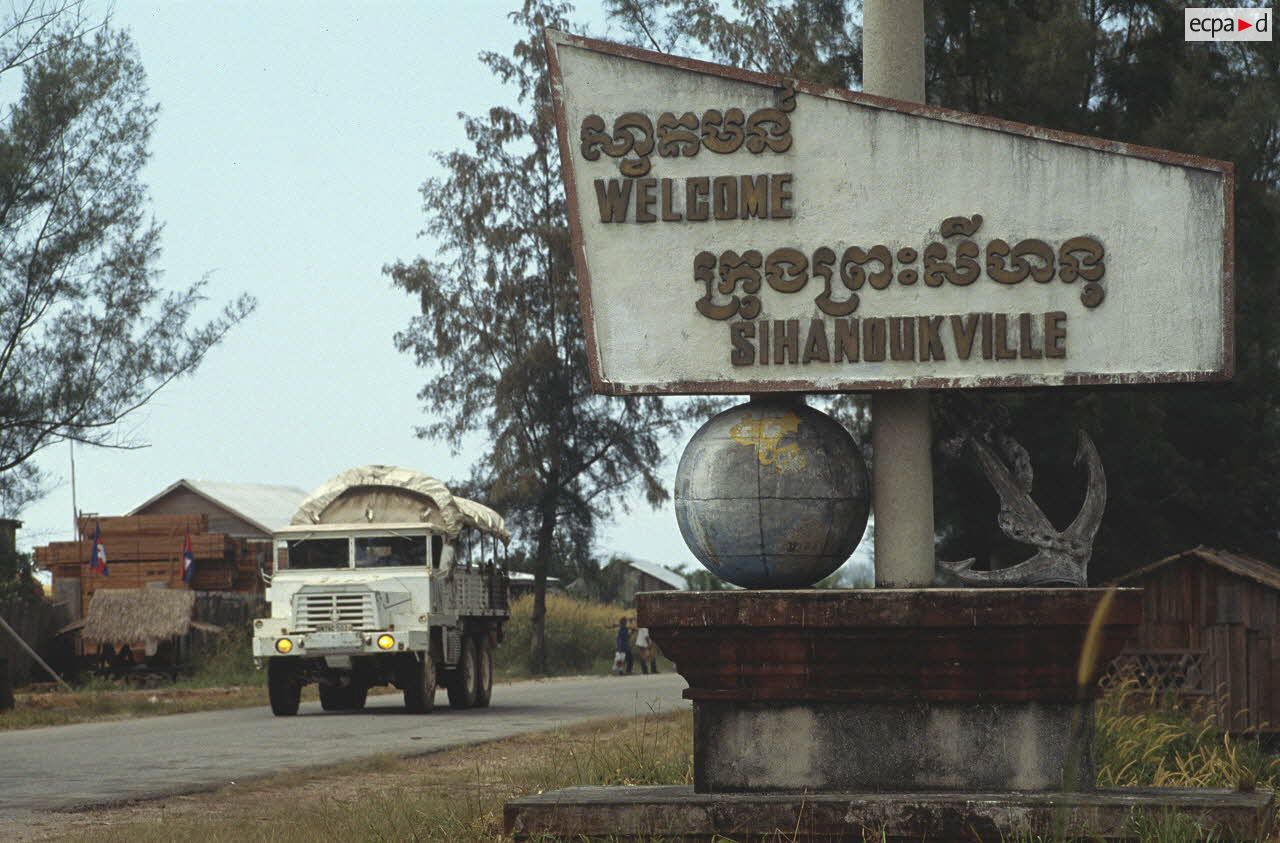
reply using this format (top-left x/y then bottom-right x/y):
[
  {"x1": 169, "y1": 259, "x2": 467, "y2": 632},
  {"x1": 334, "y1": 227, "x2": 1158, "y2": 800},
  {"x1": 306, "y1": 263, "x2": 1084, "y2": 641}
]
[{"x1": 506, "y1": 2, "x2": 1273, "y2": 839}]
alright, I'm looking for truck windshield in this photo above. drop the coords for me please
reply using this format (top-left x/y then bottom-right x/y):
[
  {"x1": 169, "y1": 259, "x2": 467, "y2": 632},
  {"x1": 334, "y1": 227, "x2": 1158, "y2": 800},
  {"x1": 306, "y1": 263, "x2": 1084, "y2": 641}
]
[
  {"x1": 286, "y1": 538, "x2": 349, "y2": 570},
  {"x1": 355, "y1": 535, "x2": 427, "y2": 568}
]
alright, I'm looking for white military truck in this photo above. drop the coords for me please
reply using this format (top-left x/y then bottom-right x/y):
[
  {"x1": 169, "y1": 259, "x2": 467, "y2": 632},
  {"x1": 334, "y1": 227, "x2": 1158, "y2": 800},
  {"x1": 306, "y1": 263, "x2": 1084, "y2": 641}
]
[{"x1": 252, "y1": 465, "x2": 510, "y2": 716}]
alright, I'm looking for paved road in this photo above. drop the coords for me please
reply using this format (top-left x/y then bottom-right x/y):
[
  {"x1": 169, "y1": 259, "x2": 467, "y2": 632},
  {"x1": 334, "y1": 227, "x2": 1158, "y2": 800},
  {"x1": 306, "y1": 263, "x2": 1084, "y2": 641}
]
[{"x1": 0, "y1": 674, "x2": 687, "y2": 821}]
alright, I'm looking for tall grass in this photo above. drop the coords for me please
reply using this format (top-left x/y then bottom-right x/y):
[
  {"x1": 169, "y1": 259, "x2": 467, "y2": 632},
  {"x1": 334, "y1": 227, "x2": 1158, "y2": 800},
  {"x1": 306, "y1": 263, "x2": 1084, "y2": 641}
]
[
  {"x1": 183, "y1": 622, "x2": 262, "y2": 687},
  {"x1": 1095, "y1": 679, "x2": 1280, "y2": 789},
  {"x1": 494, "y1": 593, "x2": 625, "y2": 677}
]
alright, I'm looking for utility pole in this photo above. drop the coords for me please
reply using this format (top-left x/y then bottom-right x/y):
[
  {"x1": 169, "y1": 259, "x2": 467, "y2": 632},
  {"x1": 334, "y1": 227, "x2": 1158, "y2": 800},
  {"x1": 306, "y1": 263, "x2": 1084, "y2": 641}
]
[{"x1": 69, "y1": 439, "x2": 78, "y2": 539}]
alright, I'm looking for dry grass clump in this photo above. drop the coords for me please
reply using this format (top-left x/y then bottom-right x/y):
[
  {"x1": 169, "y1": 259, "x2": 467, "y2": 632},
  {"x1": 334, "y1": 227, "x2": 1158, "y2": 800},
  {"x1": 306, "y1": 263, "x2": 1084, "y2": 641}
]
[
  {"x1": 81, "y1": 589, "x2": 196, "y2": 644},
  {"x1": 1094, "y1": 678, "x2": 1280, "y2": 790}
]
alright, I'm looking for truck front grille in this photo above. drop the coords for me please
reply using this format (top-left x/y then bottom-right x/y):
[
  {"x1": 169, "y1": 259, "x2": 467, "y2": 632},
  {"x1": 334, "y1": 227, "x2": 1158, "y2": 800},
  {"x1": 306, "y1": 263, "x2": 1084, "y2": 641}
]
[{"x1": 292, "y1": 591, "x2": 377, "y2": 632}]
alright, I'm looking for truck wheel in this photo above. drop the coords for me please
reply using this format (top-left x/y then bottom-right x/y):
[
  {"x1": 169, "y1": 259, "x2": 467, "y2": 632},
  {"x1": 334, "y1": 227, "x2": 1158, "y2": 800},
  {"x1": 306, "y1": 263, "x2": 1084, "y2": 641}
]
[
  {"x1": 267, "y1": 659, "x2": 301, "y2": 717},
  {"x1": 447, "y1": 636, "x2": 478, "y2": 709},
  {"x1": 404, "y1": 652, "x2": 436, "y2": 714},
  {"x1": 348, "y1": 683, "x2": 368, "y2": 710},
  {"x1": 319, "y1": 684, "x2": 352, "y2": 711},
  {"x1": 473, "y1": 636, "x2": 493, "y2": 708}
]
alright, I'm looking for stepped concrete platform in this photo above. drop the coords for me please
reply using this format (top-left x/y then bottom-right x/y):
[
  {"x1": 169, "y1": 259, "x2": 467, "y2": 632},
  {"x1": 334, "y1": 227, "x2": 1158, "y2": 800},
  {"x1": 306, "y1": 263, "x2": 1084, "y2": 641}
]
[{"x1": 504, "y1": 785, "x2": 1276, "y2": 842}]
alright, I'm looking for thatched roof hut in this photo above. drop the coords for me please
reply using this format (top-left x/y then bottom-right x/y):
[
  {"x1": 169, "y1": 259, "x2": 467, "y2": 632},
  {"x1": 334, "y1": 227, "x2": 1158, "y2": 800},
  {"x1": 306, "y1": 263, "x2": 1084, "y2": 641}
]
[{"x1": 81, "y1": 589, "x2": 197, "y2": 645}]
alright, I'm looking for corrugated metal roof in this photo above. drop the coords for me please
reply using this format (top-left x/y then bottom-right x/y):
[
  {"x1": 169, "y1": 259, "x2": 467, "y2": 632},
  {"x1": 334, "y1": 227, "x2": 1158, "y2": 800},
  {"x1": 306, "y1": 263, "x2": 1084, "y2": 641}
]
[
  {"x1": 1114, "y1": 545, "x2": 1280, "y2": 592},
  {"x1": 613, "y1": 557, "x2": 687, "y2": 590},
  {"x1": 129, "y1": 480, "x2": 309, "y2": 536}
]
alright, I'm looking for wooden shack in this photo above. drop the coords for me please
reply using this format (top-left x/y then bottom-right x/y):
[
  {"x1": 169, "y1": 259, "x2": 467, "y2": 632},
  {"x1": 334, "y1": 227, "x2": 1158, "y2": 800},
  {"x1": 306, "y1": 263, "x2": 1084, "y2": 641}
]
[
  {"x1": 606, "y1": 557, "x2": 687, "y2": 607},
  {"x1": 80, "y1": 588, "x2": 220, "y2": 669},
  {"x1": 1109, "y1": 546, "x2": 1280, "y2": 733}
]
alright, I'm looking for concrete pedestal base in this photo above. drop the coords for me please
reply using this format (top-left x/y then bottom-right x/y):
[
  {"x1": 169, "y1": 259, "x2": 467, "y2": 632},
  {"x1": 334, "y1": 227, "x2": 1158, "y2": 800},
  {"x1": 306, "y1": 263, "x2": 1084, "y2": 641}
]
[
  {"x1": 642, "y1": 589, "x2": 1140, "y2": 793},
  {"x1": 696, "y1": 700, "x2": 1093, "y2": 792},
  {"x1": 504, "y1": 785, "x2": 1276, "y2": 842}
]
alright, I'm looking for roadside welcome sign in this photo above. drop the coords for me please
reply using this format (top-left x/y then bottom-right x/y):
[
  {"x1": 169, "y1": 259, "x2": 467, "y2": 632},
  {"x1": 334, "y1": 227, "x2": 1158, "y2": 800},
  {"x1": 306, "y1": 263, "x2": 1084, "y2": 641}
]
[{"x1": 545, "y1": 30, "x2": 1233, "y2": 395}]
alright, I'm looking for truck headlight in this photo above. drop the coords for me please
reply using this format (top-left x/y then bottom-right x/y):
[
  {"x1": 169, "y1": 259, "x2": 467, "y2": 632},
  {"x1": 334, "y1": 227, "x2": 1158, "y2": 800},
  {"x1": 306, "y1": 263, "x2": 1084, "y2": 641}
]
[
  {"x1": 275, "y1": 638, "x2": 294, "y2": 654},
  {"x1": 376, "y1": 634, "x2": 395, "y2": 650}
]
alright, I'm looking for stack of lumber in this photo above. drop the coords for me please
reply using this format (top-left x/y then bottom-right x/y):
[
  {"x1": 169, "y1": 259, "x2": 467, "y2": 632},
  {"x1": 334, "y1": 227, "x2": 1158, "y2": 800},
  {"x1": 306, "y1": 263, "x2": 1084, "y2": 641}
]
[
  {"x1": 233, "y1": 540, "x2": 272, "y2": 591},
  {"x1": 33, "y1": 515, "x2": 262, "y2": 616}
]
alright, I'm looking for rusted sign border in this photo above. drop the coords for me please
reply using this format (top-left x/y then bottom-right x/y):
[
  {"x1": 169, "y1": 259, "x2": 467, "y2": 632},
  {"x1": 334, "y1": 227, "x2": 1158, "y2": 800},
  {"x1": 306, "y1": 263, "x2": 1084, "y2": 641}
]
[{"x1": 544, "y1": 29, "x2": 1235, "y2": 396}]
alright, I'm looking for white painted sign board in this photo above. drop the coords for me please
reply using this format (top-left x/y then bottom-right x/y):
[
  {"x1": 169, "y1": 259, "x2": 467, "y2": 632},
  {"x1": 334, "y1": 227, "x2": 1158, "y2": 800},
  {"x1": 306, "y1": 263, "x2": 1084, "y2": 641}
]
[{"x1": 546, "y1": 31, "x2": 1233, "y2": 395}]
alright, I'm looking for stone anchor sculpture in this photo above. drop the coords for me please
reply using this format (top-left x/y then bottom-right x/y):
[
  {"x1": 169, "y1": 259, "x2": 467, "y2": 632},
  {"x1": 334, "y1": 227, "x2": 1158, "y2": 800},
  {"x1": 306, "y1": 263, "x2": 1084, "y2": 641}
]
[{"x1": 936, "y1": 430, "x2": 1106, "y2": 587}]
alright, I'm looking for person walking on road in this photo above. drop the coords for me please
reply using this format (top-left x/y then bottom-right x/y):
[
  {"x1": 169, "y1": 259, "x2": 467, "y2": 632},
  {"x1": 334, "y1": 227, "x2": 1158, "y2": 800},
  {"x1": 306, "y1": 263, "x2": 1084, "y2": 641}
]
[
  {"x1": 613, "y1": 616, "x2": 633, "y2": 675},
  {"x1": 634, "y1": 626, "x2": 658, "y2": 674}
]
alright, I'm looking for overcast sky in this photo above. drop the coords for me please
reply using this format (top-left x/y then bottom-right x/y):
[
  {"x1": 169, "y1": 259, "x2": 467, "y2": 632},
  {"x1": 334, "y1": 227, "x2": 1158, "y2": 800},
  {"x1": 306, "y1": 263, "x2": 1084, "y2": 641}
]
[{"x1": 19, "y1": 0, "x2": 873, "y2": 582}]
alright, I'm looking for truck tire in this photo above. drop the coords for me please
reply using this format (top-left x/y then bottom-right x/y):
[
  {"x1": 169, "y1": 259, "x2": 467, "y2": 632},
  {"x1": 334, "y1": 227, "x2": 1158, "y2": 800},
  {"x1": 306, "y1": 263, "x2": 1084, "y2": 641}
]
[
  {"x1": 404, "y1": 652, "x2": 436, "y2": 713},
  {"x1": 473, "y1": 636, "x2": 493, "y2": 708},
  {"x1": 320, "y1": 684, "x2": 361, "y2": 711},
  {"x1": 267, "y1": 659, "x2": 301, "y2": 717},
  {"x1": 447, "y1": 636, "x2": 478, "y2": 709},
  {"x1": 320, "y1": 683, "x2": 369, "y2": 711},
  {"x1": 319, "y1": 684, "x2": 343, "y2": 711}
]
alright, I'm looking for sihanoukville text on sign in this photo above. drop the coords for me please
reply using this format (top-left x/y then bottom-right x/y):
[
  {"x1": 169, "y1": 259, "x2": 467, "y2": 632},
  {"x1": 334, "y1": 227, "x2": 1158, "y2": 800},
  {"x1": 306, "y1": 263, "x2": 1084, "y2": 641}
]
[{"x1": 545, "y1": 30, "x2": 1234, "y2": 396}]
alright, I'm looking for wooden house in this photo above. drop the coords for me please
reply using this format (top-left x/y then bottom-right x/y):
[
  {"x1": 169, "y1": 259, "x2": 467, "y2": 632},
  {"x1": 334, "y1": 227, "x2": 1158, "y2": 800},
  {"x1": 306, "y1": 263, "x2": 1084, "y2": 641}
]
[
  {"x1": 129, "y1": 479, "x2": 307, "y2": 540},
  {"x1": 1108, "y1": 546, "x2": 1280, "y2": 733}
]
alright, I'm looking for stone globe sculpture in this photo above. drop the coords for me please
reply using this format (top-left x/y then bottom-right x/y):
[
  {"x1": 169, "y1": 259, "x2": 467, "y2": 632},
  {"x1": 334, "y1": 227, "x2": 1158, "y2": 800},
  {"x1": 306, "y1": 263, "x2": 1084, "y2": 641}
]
[{"x1": 674, "y1": 396, "x2": 870, "y2": 589}]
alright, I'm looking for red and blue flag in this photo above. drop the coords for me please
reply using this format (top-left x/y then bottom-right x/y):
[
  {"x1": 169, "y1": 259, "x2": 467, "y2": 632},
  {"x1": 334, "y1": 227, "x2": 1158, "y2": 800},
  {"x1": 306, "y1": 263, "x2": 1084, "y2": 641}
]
[
  {"x1": 182, "y1": 529, "x2": 196, "y2": 584},
  {"x1": 89, "y1": 521, "x2": 108, "y2": 576}
]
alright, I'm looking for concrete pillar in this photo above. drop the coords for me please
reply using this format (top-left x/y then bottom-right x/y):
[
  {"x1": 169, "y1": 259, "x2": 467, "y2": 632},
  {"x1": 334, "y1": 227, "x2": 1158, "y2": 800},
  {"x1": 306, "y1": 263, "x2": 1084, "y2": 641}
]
[
  {"x1": 864, "y1": 0, "x2": 936, "y2": 587},
  {"x1": 862, "y1": 0, "x2": 925, "y2": 103}
]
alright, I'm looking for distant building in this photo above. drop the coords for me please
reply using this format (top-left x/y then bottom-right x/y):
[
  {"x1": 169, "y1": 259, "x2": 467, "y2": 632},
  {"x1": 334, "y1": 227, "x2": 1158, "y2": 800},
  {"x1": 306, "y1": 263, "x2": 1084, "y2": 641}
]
[
  {"x1": 507, "y1": 572, "x2": 563, "y2": 600},
  {"x1": 1108, "y1": 546, "x2": 1280, "y2": 733},
  {"x1": 129, "y1": 479, "x2": 309, "y2": 539},
  {"x1": 607, "y1": 557, "x2": 686, "y2": 607}
]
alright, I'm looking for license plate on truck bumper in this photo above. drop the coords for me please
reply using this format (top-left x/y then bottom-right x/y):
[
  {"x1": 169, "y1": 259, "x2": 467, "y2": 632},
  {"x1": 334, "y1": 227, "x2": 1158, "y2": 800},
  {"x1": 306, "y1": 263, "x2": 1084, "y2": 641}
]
[{"x1": 304, "y1": 631, "x2": 364, "y2": 652}]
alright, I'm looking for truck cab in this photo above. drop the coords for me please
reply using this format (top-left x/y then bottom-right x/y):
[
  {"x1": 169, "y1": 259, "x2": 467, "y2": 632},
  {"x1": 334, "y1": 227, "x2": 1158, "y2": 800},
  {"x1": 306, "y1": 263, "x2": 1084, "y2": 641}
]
[{"x1": 252, "y1": 465, "x2": 509, "y2": 715}]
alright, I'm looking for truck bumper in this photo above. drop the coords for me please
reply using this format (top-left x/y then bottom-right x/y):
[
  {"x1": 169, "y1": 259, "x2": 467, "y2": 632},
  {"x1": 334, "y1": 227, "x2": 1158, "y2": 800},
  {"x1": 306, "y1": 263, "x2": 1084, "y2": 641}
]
[{"x1": 251, "y1": 629, "x2": 430, "y2": 660}]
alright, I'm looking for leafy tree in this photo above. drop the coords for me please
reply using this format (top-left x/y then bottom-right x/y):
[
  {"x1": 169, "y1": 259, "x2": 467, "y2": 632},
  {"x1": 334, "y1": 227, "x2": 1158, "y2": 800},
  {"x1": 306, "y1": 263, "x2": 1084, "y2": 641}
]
[
  {"x1": 0, "y1": 2, "x2": 256, "y2": 514},
  {"x1": 385, "y1": 0, "x2": 708, "y2": 673},
  {"x1": 677, "y1": 564, "x2": 734, "y2": 592},
  {"x1": 607, "y1": 0, "x2": 1280, "y2": 580},
  {"x1": 0, "y1": 548, "x2": 40, "y2": 602}
]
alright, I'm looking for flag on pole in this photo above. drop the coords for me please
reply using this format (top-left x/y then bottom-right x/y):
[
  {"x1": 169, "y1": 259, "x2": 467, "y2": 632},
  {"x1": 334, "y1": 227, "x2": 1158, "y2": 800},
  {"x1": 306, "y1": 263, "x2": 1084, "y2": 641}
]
[
  {"x1": 182, "y1": 529, "x2": 196, "y2": 584},
  {"x1": 90, "y1": 521, "x2": 108, "y2": 576}
]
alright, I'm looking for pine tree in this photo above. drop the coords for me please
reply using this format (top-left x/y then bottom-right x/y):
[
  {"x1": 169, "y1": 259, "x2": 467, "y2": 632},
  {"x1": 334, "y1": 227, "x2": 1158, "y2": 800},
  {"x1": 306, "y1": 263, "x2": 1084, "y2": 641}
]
[
  {"x1": 385, "y1": 0, "x2": 708, "y2": 672},
  {"x1": 0, "y1": 3, "x2": 255, "y2": 514}
]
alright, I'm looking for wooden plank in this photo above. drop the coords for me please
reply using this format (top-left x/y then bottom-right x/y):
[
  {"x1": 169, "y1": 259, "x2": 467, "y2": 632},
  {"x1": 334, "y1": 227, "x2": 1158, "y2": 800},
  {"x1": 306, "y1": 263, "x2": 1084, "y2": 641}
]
[
  {"x1": 1209, "y1": 625, "x2": 1230, "y2": 728},
  {"x1": 1271, "y1": 627, "x2": 1280, "y2": 728},
  {"x1": 1230, "y1": 625, "x2": 1249, "y2": 731}
]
